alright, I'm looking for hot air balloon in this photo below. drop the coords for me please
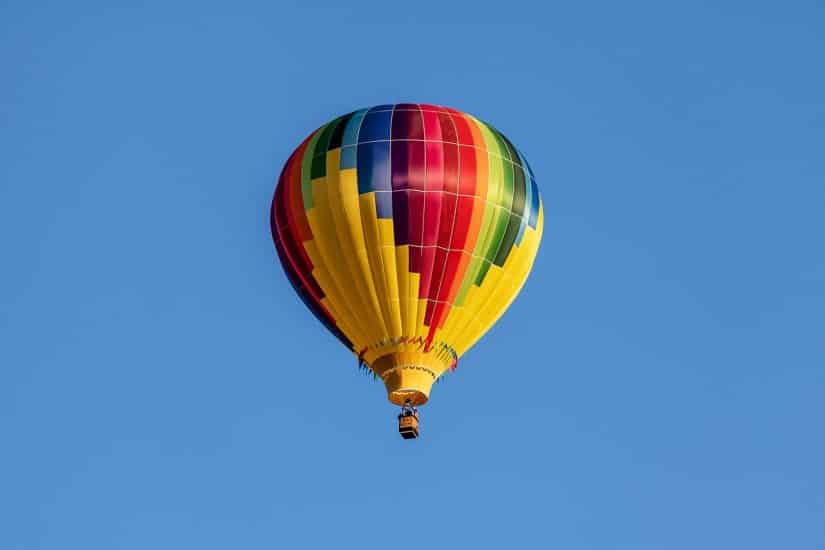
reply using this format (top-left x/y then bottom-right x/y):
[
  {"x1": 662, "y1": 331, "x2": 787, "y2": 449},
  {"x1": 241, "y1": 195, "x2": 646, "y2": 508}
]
[{"x1": 270, "y1": 104, "x2": 543, "y2": 438}]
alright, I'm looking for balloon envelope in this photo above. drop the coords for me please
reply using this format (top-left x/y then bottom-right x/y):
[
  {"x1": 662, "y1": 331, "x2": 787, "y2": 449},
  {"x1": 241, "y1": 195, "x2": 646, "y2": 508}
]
[{"x1": 271, "y1": 104, "x2": 543, "y2": 405}]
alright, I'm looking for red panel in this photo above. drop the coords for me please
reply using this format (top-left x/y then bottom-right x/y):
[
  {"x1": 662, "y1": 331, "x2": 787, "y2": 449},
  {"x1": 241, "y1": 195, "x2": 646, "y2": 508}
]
[
  {"x1": 273, "y1": 149, "x2": 315, "y2": 285},
  {"x1": 284, "y1": 138, "x2": 314, "y2": 242},
  {"x1": 437, "y1": 112, "x2": 458, "y2": 144},
  {"x1": 273, "y1": 166, "x2": 287, "y2": 227},
  {"x1": 407, "y1": 190, "x2": 424, "y2": 248},
  {"x1": 441, "y1": 250, "x2": 474, "y2": 310},
  {"x1": 423, "y1": 244, "x2": 443, "y2": 326},
  {"x1": 439, "y1": 250, "x2": 465, "y2": 303},
  {"x1": 425, "y1": 141, "x2": 444, "y2": 192},
  {"x1": 450, "y1": 195, "x2": 476, "y2": 250},
  {"x1": 425, "y1": 134, "x2": 459, "y2": 326},
  {"x1": 458, "y1": 144, "x2": 477, "y2": 196},
  {"x1": 422, "y1": 192, "x2": 442, "y2": 246},
  {"x1": 430, "y1": 249, "x2": 465, "y2": 329},
  {"x1": 429, "y1": 184, "x2": 458, "y2": 305},
  {"x1": 422, "y1": 109, "x2": 442, "y2": 141},
  {"x1": 417, "y1": 245, "x2": 436, "y2": 301},
  {"x1": 391, "y1": 108, "x2": 424, "y2": 140},
  {"x1": 409, "y1": 243, "x2": 422, "y2": 274},
  {"x1": 271, "y1": 195, "x2": 325, "y2": 307},
  {"x1": 282, "y1": 148, "x2": 317, "y2": 287},
  {"x1": 392, "y1": 141, "x2": 426, "y2": 191},
  {"x1": 438, "y1": 196, "x2": 483, "y2": 312},
  {"x1": 419, "y1": 190, "x2": 443, "y2": 309},
  {"x1": 436, "y1": 192, "x2": 458, "y2": 245},
  {"x1": 441, "y1": 140, "x2": 459, "y2": 194},
  {"x1": 451, "y1": 113, "x2": 475, "y2": 147},
  {"x1": 424, "y1": 302, "x2": 436, "y2": 327},
  {"x1": 272, "y1": 229, "x2": 328, "y2": 316}
]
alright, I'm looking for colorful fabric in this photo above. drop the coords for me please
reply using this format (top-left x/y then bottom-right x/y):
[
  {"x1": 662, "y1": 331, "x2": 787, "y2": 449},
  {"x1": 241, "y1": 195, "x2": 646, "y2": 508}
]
[{"x1": 271, "y1": 104, "x2": 543, "y2": 386}]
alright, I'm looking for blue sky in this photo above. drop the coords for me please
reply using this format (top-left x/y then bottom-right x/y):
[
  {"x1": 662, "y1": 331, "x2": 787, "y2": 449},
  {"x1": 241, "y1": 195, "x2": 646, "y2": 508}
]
[{"x1": 2, "y1": 1, "x2": 824, "y2": 548}]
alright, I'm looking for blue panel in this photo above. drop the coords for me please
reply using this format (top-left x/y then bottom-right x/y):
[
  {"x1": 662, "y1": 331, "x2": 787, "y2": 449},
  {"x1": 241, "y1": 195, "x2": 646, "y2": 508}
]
[
  {"x1": 340, "y1": 145, "x2": 357, "y2": 169},
  {"x1": 516, "y1": 218, "x2": 527, "y2": 246},
  {"x1": 368, "y1": 104, "x2": 394, "y2": 112},
  {"x1": 375, "y1": 191, "x2": 393, "y2": 219},
  {"x1": 520, "y1": 164, "x2": 532, "y2": 211},
  {"x1": 357, "y1": 141, "x2": 391, "y2": 193},
  {"x1": 358, "y1": 110, "x2": 392, "y2": 142},
  {"x1": 528, "y1": 177, "x2": 540, "y2": 229},
  {"x1": 516, "y1": 158, "x2": 532, "y2": 245},
  {"x1": 515, "y1": 148, "x2": 540, "y2": 229},
  {"x1": 522, "y1": 154, "x2": 536, "y2": 181},
  {"x1": 341, "y1": 110, "x2": 366, "y2": 147}
]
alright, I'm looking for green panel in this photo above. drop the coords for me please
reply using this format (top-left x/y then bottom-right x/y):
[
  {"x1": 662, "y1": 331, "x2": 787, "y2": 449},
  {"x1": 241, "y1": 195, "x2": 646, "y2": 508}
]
[
  {"x1": 301, "y1": 129, "x2": 323, "y2": 210},
  {"x1": 490, "y1": 125, "x2": 517, "y2": 162},
  {"x1": 470, "y1": 145, "x2": 504, "y2": 285},
  {"x1": 310, "y1": 118, "x2": 340, "y2": 180},
  {"x1": 492, "y1": 151, "x2": 527, "y2": 266},
  {"x1": 455, "y1": 197, "x2": 496, "y2": 305},
  {"x1": 476, "y1": 154, "x2": 514, "y2": 283},
  {"x1": 493, "y1": 213, "x2": 522, "y2": 267},
  {"x1": 490, "y1": 130, "x2": 515, "y2": 208}
]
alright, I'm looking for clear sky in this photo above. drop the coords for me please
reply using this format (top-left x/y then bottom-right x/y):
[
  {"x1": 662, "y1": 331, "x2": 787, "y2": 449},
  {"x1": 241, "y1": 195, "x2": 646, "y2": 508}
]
[{"x1": 2, "y1": 1, "x2": 824, "y2": 548}]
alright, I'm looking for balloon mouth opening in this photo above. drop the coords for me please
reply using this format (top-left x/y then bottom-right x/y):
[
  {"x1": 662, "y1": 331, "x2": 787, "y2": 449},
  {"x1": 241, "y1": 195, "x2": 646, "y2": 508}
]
[
  {"x1": 372, "y1": 351, "x2": 448, "y2": 407},
  {"x1": 389, "y1": 389, "x2": 428, "y2": 407}
]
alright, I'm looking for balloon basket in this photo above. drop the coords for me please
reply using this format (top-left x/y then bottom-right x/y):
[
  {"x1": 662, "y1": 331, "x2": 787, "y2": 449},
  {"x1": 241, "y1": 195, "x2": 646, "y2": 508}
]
[{"x1": 398, "y1": 413, "x2": 420, "y2": 439}]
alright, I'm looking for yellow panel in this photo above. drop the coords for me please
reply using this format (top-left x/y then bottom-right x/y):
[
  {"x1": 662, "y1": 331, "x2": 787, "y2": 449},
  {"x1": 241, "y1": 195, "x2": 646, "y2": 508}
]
[
  {"x1": 395, "y1": 245, "x2": 412, "y2": 335},
  {"x1": 314, "y1": 273, "x2": 363, "y2": 348},
  {"x1": 302, "y1": 234, "x2": 368, "y2": 347},
  {"x1": 415, "y1": 298, "x2": 428, "y2": 338},
  {"x1": 317, "y1": 296, "x2": 365, "y2": 349},
  {"x1": 325, "y1": 161, "x2": 386, "y2": 347},
  {"x1": 377, "y1": 218, "x2": 403, "y2": 338},
  {"x1": 358, "y1": 193, "x2": 392, "y2": 341},
  {"x1": 407, "y1": 271, "x2": 421, "y2": 336},
  {"x1": 331, "y1": 168, "x2": 388, "y2": 347},
  {"x1": 307, "y1": 178, "x2": 380, "y2": 346}
]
